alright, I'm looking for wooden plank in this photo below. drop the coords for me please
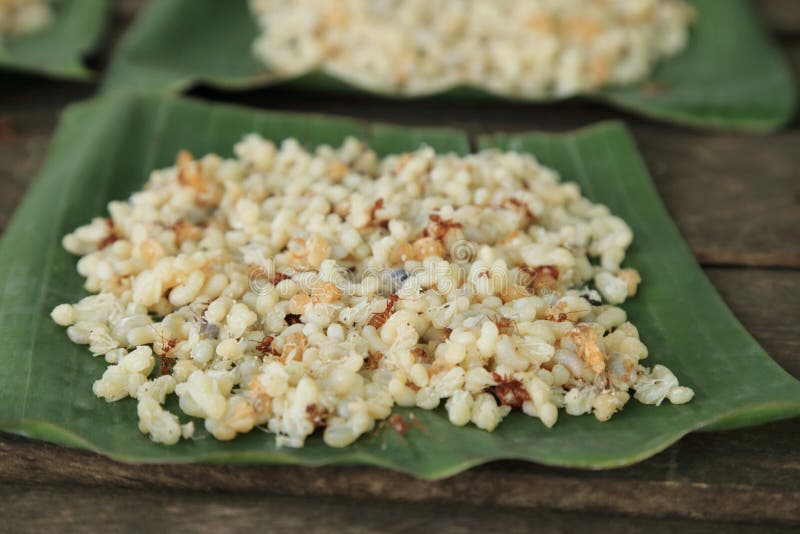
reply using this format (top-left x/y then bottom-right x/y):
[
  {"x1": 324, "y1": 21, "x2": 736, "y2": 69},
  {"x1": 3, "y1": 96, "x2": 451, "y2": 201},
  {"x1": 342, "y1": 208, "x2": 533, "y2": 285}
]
[
  {"x1": 0, "y1": 1, "x2": 797, "y2": 528},
  {"x1": 787, "y1": 42, "x2": 800, "y2": 97},
  {"x1": 758, "y1": 0, "x2": 800, "y2": 36},
  {"x1": 706, "y1": 268, "x2": 799, "y2": 378},
  {"x1": 0, "y1": 114, "x2": 51, "y2": 233},
  {"x1": 0, "y1": 78, "x2": 92, "y2": 233},
  {"x1": 3, "y1": 483, "x2": 794, "y2": 534},
  {"x1": 2, "y1": 421, "x2": 800, "y2": 525},
  {"x1": 635, "y1": 126, "x2": 800, "y2": 268},
  {"x1": 0, "y1": 268, "x2": 796, "y2": 524}
]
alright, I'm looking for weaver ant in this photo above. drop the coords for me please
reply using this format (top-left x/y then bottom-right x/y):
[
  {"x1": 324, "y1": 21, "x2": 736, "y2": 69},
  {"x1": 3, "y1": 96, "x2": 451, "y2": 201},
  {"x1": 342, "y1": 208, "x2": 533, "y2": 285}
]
[
  {"x1": 271, "y1": 271, "x2": 292, "y2": 285},
  {"x1": 490, "y1": 372, "x2": 530, "y2": 408},
  {"x1": 365, "y1": 351, "x2": 384, "y2": 371},
  {"x1": 544, "y1": 303, "x2": 592, "y2": 323},
  {"x1": 368, "y1": 294, "x2": 399, "y2": 329},
  {"x1": 502, "y1": 197, "x2": 539, "y2": 223},
  {"x1": 375, "y1": 413, "x2": 419, "y2": 437},
  {"x1": 519, "y1": 265, "x2": 560, "y2": 295},
  {"x1": 97, "y1": 218, "x2": 118, "y2": 250},
  {"x1": 423, "y1": 212, "x2": 462, "y2": 240},
  {"x1": 368, "y1": 198, "x2": 389, "y2": 229},
  {"x1": 305, "y1": 404, "x2": 329, "y2": 428},
  {"x1": 480, "y1": 312, "x2": 518, "y2": 335},
  {"x1": 154, "y1": 328, "x2": 178, "y2": 376},
  {"x1": 255, "y1": 335, "x2": 277, "y2": 358}
]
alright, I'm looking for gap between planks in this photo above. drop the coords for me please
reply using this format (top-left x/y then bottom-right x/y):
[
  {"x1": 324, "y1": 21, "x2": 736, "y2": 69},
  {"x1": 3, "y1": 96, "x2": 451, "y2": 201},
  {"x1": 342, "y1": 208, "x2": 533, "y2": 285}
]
[
  {"x1": 758, "y1": 0, "x2": 800, "y2": 38},
  {"x1": 1, "y1": 420, "x2": 799, "y2": 526},
  {"x1": 4, "y1": 482, "x2": 795, "y2": 534}
]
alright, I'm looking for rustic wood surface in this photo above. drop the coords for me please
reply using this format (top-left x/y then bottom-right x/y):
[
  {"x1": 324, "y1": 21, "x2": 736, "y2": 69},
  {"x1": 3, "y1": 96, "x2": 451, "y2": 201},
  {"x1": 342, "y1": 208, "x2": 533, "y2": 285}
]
[
  {"x1": 4, "y1": 483, "x2": 798, "y2": 534},
  {"x1": 0, "y1": 0, "x2": 798, "y2": 531}
]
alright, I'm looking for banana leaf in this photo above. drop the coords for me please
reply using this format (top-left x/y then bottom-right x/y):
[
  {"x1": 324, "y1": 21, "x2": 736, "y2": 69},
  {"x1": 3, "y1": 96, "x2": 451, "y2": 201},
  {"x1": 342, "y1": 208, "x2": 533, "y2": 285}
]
[
  {"x1": 0, "y1": 0, "x2": 108, "y2": 80},
  {"x1": 1, "y1": 93, "x2": 798, "y2": 479},
  {"x1": 102, "y1": 0, "x2": 796, "y2": 131}
]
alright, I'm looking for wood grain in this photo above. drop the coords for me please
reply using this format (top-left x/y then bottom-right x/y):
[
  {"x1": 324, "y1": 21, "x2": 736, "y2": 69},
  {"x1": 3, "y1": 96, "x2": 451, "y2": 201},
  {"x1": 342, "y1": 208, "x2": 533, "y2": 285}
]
[
  {"x1": 0, "y1": 76, "x2": 92, "y2": 233},
  {"x1": 2, "y1": 418, "x2": 800, "y2": 525},
  {"x1": 758, "y1": 0, "x2": 800, "y2": 36},
  {"x1": 0, "y1": 1, "x2": 798, "y2": 531},
  {"x1": 4, "y1": 483, "x2": 794, "y2": 534},
  {"x1": 706, "y1": 268, "x2": 799, "y2": 378},
  {"x1": 637, "y1": 127, "x2": 800, "y2": 268}
]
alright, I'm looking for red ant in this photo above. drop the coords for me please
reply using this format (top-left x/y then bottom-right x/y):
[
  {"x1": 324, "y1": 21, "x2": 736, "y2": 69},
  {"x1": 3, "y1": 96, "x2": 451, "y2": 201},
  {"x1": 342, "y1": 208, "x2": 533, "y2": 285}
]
[
  {"x1": 371, "y1": 412, "x2": 425, "y2": 441},
  {"x1": 503, "y1": 198, "x2": 539, "y2": 223},
  {"x1": 388, "y1": 413, "x2": 410, "y2": 434},
  {"x1": 368, "y1": 198, "x2": 389, "y2": 229},
  {"x1": 365, "y1": 351, "x2": 384, "y2": 370},
  {"x1": 188, "y1": 300, "x2": 211, "y2": 323},
  {"x1": 423, "y1": 213, "x2": 462, "y2": 240},
  {"x1": 306, "y1": 404, "x2": 329, "y2": 428},
  {"x1": 410, "y1": 346, "x2": 431, "y2": 361},
  {"x1": 490, "y1": 372, "x2": 530, "y2": 408},
  {"x1": 375, "y1": 413, "x2": 415, "y2": 436},
  {"x1": 494, "y1": 316, "x2": 517, "y2": 335},
  {"x1": 162, "y1": 338, "x2": 177, "y2": 353},
  {"x1": 255, "y1": 336, "x2": 276, "y2": 358},
  {"x1": 270, "y1": 272, "x2": 291, "y2": 285},
  {"x1": 368, "y1": 294, "x2": 399, "y2": 329},
  {"x1": 544, "y1": 305, "x2": 592, "y2": 323},
  {"x1": 483, "y1": 313, "x2": 518, "y2": 335},
  {"x1": 154, "y1": 328, "x2": 178, "y2": 376},
  {"x1": 547, "y1": 311, "x2": 569, "y2": 322},
  {"x1": 519, "y1": 265, "x2": 560, "y2": 295},
  {"x1": 98, "y1": 218, "x2": 118, "y2": 250}
]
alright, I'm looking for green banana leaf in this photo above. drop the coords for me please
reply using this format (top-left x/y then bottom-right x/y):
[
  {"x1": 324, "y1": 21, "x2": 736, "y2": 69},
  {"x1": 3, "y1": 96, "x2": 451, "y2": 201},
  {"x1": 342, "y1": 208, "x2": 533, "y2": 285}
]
[
  {"x1": 0, "y1": 0, "x2": 108, "y2": 80},
  {"x1": 102, "y1": 0, "x2": 796, "y2": 131},
  {"x1": 1, "y1": 93, "x2": 799, "y2": 479}
]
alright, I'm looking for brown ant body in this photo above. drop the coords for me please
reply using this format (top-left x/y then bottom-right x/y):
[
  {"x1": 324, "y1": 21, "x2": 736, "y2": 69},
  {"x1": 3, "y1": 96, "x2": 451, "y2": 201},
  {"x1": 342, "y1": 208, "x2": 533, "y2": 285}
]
[
  {"x1": 490, "y1": 372, "x2": 530, "y2": 408},
  {"x1": 388, "y1": 413, "x2": 410, "y2": 434},
  {"x1": 255, "y1": 336, "x2": 276, "y2": 357},
  {"x1": 368, "y1": 294, "x2": 399, "y2": 329},
  {"x1": 98, "y1": 218, "x2": 118, "y2": 250},
  {"x1": 493, "y1": 315, "x2": 517, "y2": 335},
  {"x1": 503, "y1": 197, "x2": 539, "y2": 223},
  {"x1": 271, "y1": 271, "x2": 291, "y2": 285},
  {"x1": 306, "y1": 404, "x2": 329, "y2": 428},
  {"x1": 519, "y1": 264, "x2": 560, "y2": 295},
  {"x1": 482, "y1": 313, "x2": 518, "y2": 335},
  {"x1": 155, "y1": 330, "x2": 178, "y2": 376},
  {"x1": 368, "y1": 198, "x2": 389, "y2": 229},
  {"x1": 423, "y1": 213, "x2": 462, "y2": 240}
]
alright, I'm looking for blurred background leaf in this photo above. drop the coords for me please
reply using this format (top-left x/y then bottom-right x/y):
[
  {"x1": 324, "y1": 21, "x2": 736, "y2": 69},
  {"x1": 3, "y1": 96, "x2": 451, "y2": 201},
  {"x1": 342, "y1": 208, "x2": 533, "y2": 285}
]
[
  {"x1": 0, "y1": 0, "x2": 108, "y2": 80},
  {"x1": 102, "y1": 0, "x2": 796, "y2": 130}
]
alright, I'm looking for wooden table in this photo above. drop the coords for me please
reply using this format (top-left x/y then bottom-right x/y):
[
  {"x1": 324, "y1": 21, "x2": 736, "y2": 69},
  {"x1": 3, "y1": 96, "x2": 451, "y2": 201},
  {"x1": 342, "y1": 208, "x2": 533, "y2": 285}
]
[{"x1": 1, "y1": 1, "x2": 798, "y2": 531}]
